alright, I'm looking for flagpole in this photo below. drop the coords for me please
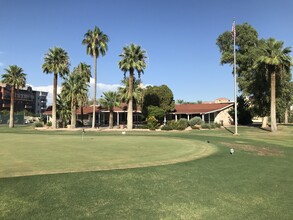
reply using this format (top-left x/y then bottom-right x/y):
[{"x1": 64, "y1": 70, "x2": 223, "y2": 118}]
[{"x1": 233, "y1": 19, "x2": 238, "y2": 135}]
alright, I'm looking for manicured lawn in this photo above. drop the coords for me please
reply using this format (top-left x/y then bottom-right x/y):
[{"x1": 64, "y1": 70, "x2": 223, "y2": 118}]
[{"x1": 0, "y1": 125, "x2": 292, "y2": 219}]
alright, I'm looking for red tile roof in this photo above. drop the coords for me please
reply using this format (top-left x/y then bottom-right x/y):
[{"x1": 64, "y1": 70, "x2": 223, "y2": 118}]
[
  {"x1": 43, "y1": 103, "x2": 233, "y2": 116},
  {"x1": 173, "y1": 103, "x2": 233, "y2": 114}
]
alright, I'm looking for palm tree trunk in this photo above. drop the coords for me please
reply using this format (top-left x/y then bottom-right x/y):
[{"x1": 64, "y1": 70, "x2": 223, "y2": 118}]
[
  {"x1": 52, "y1": 73, "x2": 58, "y2": 129},
  {"x1": 9, "y1": 86, "x2": 15, "y2": 128},
  {"x1": 71, "y1": 96, "x2": 76, "y2": 129},
  {"x1": 81, "y1": 106, "x2": 84, "y2": 125},
  {"x1": 127, "y1": 72, "x2": 134, "y2": 129},
  {"x1": 109, "y1": 110, "x2": 114, "y2": 129},
  {"x1": 270, "y1": 71, "x2": 277, "y2": 132},
  {"x1": 92, "y1": 55, "x2": 97, "y2": 128}
]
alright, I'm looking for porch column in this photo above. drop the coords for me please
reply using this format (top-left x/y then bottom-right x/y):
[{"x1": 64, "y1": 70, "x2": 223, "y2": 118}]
[
  {"x1": 117, "y1": 112, "x2": 120, "y2": 126},
  {"x1": 98, "y1": 112, "x2": 101, "y2": 125},
  {"x1": 187, "y1": 114, "x2": 190, "y2": 120},
  {"x1": 175, "y1": 114, "x2": 178, "y2": 121},
  {"x1": 201, "y1": 114, "x2": 204, "y2": 122},
  {"x1": 164, "y1": 116, "x2": 166, "y2": 125},
  {"x1": 208, "y1": 114, "x2": 210, "y2": 124}
]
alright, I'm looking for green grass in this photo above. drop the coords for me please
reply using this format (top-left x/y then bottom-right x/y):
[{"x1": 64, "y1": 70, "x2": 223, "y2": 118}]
[
  {"x1": 0, "y1": 125, "x2": 292, "y2": 219},
  {"x1": 0, "y1": 130, "x2": 215, "y2": 178}
]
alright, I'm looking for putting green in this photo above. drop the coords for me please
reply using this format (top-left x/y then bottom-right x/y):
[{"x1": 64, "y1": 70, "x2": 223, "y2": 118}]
[{"x1": 0, "y1": 134, "x2": 217, "y2": 178}]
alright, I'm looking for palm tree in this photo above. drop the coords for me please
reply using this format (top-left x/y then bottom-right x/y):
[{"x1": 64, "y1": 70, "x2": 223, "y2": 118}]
[
  {"x1": 118, "y1": 44, "x2": 147, "y2": 129},
  {"x1": 99, "y1": 91, "x2": 120, "y2": 129},
  {"x1": 1, "y1": 65, "x2": 26, "y2": 128},
  {"x1": 74, "y1": 62, "x2": 91, "y2": 83},
  {"x1": 61, "y1": 71, "x2": 89, "y2": 129},
  {"x1": 82, "y1": 26, "x2": 109, "y2": 128},
  {"x1": 42, "y1": 47, "x2": 70, "y2": 129},
  {"x1": 118, "y1": 77, "x2": 144, "y2": 109},
  {"x1": 73, "y1": 62, "x2": 91, "y2": 126},
  {"x1": 255, "y1": 38, "x2": 292, "y2": 132},
  {"x1": 56, "y1": 94, "x2": 71, "y2": 128}
]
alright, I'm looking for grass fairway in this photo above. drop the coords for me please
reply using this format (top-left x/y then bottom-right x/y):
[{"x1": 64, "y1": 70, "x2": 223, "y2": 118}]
[{"x1": 0, "y1": 125, "x2": 292, "y2": 219}]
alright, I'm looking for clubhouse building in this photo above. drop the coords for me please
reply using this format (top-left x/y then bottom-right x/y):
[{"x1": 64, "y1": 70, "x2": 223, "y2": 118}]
[{"x1": 44, "y1": 98, "x2": 234, "y2": 127}]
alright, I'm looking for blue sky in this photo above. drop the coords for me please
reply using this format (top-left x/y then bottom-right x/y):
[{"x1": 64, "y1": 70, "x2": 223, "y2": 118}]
[{"x1": 1, "y1": 0, "x2": 292, "y2": 104}]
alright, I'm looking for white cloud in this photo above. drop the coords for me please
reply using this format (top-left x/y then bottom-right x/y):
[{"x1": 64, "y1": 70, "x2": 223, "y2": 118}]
[{"x1": 28, "y1": 81, "x2": 122, "y2": 105}]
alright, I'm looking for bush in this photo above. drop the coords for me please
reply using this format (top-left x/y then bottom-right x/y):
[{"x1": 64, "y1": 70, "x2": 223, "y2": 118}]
[
  {"x1": 201, "y1": 123, "x2": 211, "y2": 129},
  {"x1": 177, "y1": 118, "x2": 189, "y2": 130},
  {"x1": 46, "y1": 121, "x2": 52, "y2": 127},
  {"x1": 167, "y1": 120, "x2": 178, "y2": 130},
  {"x1": 215, "y1": 122, "x2": 221, "y2": 128},
  {"x1": 161, "y1": 124, "x2": 173, "y2": 131},
  {"x1": 34, "y1": 122, "x2": 44, "y2": 127},
  {"x1": 192, "y1": 125, "x2": 201, "y2": 130},
  {"x1": 189, "y1": 117, "x2": 202, "y2": 126},
  {"x1": 200, "y1": 123, "x2": 221, "y2": 129},
  {"x1": 146, "y1": 116, "x2": 160, "y2": 130}
]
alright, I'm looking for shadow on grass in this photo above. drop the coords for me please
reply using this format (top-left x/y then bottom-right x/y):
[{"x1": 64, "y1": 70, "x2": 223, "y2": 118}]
[{"x1": 223, "y1": 126, "x2": 234, "y2": 134}]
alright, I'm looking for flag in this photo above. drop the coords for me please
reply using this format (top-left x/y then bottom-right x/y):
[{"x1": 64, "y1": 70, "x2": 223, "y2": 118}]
[{"x1": 232, "y1": 20, "x2": 236, "y2": 41}]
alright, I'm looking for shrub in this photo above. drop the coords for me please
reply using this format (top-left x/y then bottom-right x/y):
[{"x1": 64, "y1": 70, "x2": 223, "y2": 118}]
[
  {"x1": 192, "y1": 125, "x2": 201, "y2": 130},
  {"x1": 46, "y1": 121, "x2": 52, "y2": 127},
  {"x1": 34, "y1": 122, "x2": 44, "y2": 127},
  {"x1": 189, "y1": 117, "x2": 202, "y2": 126},
  {"x1": 215, "y1": 122, "x2": 221, "y2": 128},
  {"x1": 177, "y1": 118, "x2": 189, "y2": 130},
  {"x1": 161, "y1": 124, "x2": 173, "y2": 131},
  {"x1": 167, "y1": 120, "x2": 178, "y2": 130},
  {"x1": 146, "y1": 116, "x2": 160, "y2": 130},
  {"x1": 201, "y1": 123, "x2": 210, "y2": 129}
]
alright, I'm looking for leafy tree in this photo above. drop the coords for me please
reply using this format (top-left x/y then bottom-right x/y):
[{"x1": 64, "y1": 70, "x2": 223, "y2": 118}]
[
  {"x1": 146, "y1": 105, "x2": 165, "y2": 121},
  {"x1": 254, "y1": 38, "x2": 292, "y2": 131},
  {"x1": 118, "y1": 44, "x2": 147, "y2": 129},
  {"x1": 42, "y1": 47, "x2": 70, "y2": 129},
  {"x1": 61, "y1": 69, "x2": 89, "y2": 128},
  {"x1": 176, "y1": 99, "x2": 185, "y2": 104},
  {"x1": 82, "y1": 26, "x2": 109, "y2": 128},
  {"x1": 99, "y1": 91, "x2": 120, "y2": 129},
  {"x1": 142, "y1": 85, "x2": 175, "y2": 118},
  {"x1": 229, "y1": 96, "x2": 253, "y2": 125},
  {"x1": 1, "y1": 65, "x2": 26, "y2": 128}
]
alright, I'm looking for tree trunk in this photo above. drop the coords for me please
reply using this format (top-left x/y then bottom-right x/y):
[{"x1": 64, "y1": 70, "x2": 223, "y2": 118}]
[
  {"x1": 284, "y1": 108, "x2": 288, "y2": 124},
  {"x1": 261, "y1": 116, "x2": 269, "y2": 128},
  {"x1": 71, "y1": 96, "x2": 76, "y2": 129},
  {"x1": 92, "y1": 55, "x2": 97, "y2": 128},
  {"x1": 9, "y1": 86, "x2": 15, "y2": 128},
  {"x1": 109, "y1": 110, "x2": 114, "y2": 129},
  {"x1": 52, "y1": 73, "x2": 58, "y2": 129},
  {"x1": 127, "y1": 72, "x2": 134, "y2": 129},
  {"x1": 270, "y1": 71, "x2": 277, "y2": 132},
  {"x1": 81, "y1": 106, "x2": 84, "y2": 125}
]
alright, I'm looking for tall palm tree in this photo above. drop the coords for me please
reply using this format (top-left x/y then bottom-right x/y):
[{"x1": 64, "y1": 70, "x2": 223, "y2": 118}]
[
  {"x1": 42, "y1": 47, "x2": 70, "y2": 129},
  {"x1": 82, "y1": 26, "x2": 109, "y2": 128},
  {"x1": 99, "y1": 91, "x2": 120, "y2": 129},
  {"x1": 1, "y1": 65, "x2": 26, "y2": 128},
  {"x1": 73, "y1": 62, "x2": 91, "y2": 126},
  {"x1": 255, "y1": 38, "x2": 292, "y2": 132},
  {"x1": 118, "y1": 44, "x2": 147, "y2": 129},
  {"x1": 118, "y1": 77, "x2": 144, "y2": 109},
  {"x1": 61, "y1": 71, "x2": 89, "y2": 129}
]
